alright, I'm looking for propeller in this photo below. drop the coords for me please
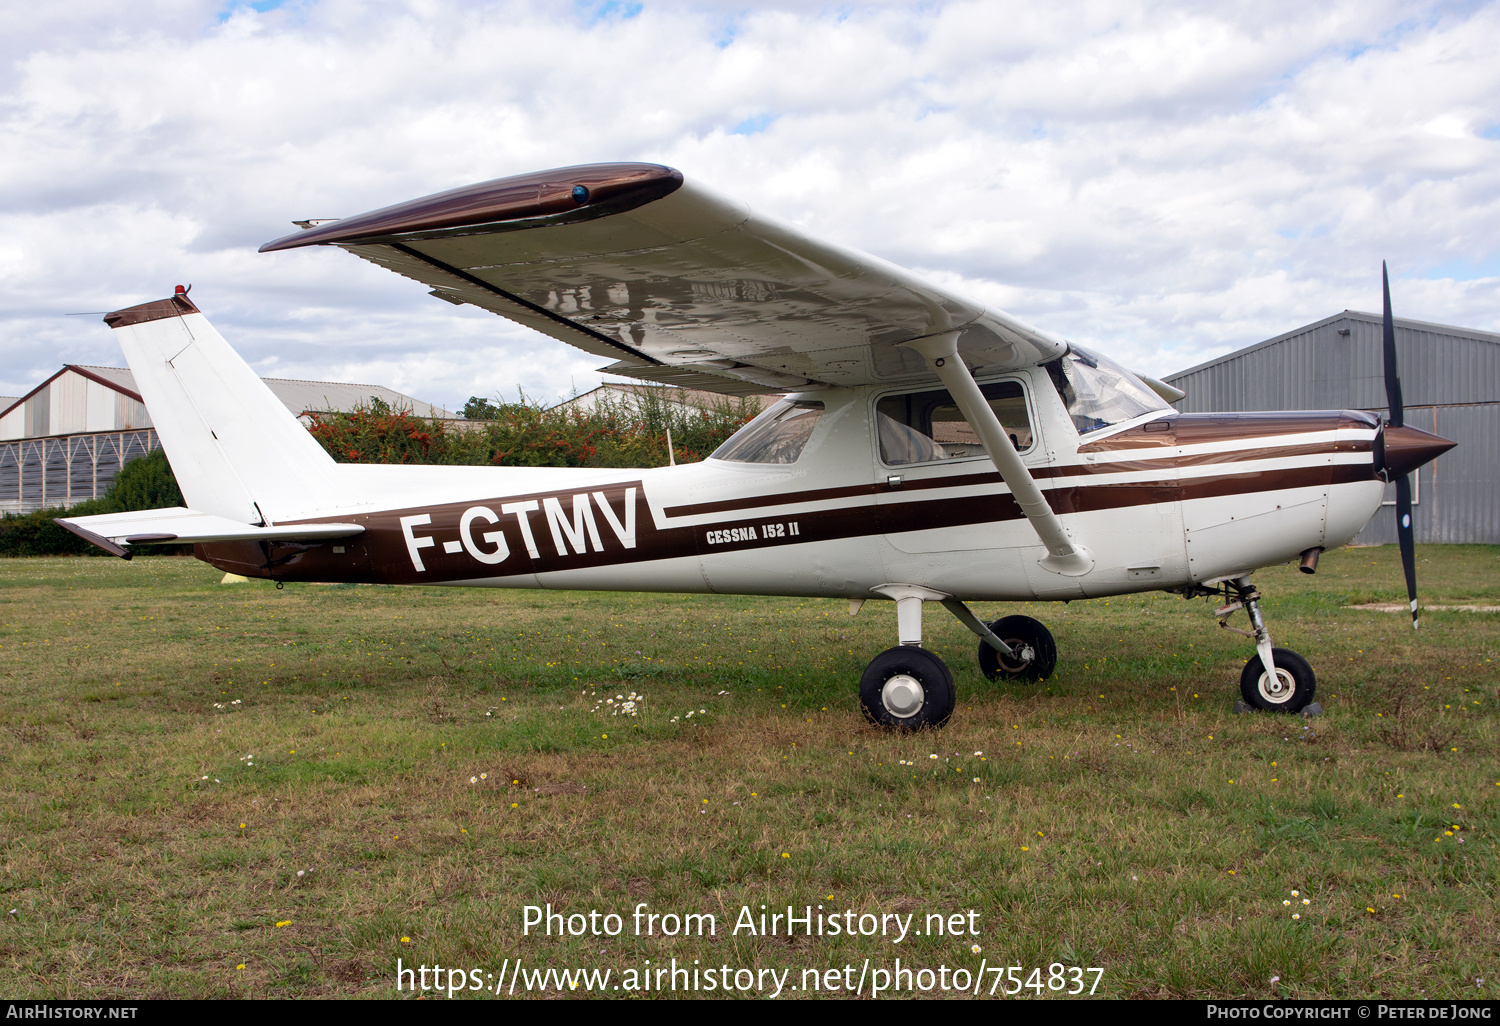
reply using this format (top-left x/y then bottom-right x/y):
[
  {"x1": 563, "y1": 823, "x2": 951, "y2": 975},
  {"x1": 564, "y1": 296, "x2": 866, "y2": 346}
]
[
  {"x1": 1379, "y1": 264, "x2": 1419, "y2": 629},
  {"x1": 1377, "y1": 263, "x2": 1456, "y2": 630}
]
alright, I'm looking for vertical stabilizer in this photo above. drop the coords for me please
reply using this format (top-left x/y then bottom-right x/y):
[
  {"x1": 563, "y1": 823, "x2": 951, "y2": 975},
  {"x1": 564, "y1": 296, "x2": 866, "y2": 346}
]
[{"x1": 103, "y1": 292, "x2": 339, "y2": 524}]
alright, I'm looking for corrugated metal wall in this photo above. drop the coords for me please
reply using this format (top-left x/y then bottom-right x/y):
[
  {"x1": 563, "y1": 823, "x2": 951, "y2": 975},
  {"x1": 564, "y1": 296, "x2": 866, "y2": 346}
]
[
  {"x1": 0, "y1": 429, "x2": 160, "y2": 515},
  {"x1": 1165, "y1": 313, "x2": 1500, "y2": 543}
]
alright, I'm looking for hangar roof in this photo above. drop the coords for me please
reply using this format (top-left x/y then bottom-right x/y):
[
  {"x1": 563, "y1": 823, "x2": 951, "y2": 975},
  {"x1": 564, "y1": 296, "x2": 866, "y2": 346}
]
[
  {"x1": 1163, "y1": 310, "x2": 1500, "y2": 412},
  {"x1": 0, "y1": 364, "x2": 452, "y2": 429}
]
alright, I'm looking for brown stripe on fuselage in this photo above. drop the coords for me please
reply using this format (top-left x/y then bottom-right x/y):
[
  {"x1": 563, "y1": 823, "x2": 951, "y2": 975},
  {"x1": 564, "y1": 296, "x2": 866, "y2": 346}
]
[
  {"x1": 663, "y1": 437, "x2": 1371, "y2": 518},
  {"x1": 199, "y1": 440, "x2": 1378, "y2": 586},
  {"x1": 1079, "y1": 410, "x2": 1379, "y2": 452}
]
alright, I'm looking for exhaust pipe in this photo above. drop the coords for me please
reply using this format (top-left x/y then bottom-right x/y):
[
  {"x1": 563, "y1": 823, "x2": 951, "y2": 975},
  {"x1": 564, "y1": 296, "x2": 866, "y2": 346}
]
[{"x1": 1299, "y1": 547, "x2": 1322, "y2": 574}]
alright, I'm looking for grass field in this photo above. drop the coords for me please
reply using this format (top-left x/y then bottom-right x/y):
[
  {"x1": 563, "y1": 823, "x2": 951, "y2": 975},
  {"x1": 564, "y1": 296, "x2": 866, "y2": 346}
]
[{"x1": 0, "y1": 545, "x2": 1494, "y2": 999}]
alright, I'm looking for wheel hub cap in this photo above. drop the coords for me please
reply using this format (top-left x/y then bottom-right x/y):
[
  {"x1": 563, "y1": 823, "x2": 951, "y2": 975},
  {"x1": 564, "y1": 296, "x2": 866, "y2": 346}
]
[
  {"x1": 1260, "y1": 669, "x2": 1293, "y2": 703},
  {"x1": 881, "y1": 674, "x2": 924, "y2": 717},
  {"x1": 999, "y1": 642, "x2": 1035, "y2": 673}
]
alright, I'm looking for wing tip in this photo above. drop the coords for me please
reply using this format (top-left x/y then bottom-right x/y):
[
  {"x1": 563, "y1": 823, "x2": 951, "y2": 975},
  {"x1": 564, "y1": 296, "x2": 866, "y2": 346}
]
[{"x1": 259, "y1": 162, "x2": 684, "y2": 253}]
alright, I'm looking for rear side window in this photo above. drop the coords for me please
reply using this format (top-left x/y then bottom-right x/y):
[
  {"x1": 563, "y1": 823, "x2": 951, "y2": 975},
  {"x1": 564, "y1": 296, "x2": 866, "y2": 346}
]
[
  {"x1": 876, "y1": 381, "x2": 1033, "y2": 466},
  {"x1": 711, "y1": 400, "x2": 825, "y2": 464}
]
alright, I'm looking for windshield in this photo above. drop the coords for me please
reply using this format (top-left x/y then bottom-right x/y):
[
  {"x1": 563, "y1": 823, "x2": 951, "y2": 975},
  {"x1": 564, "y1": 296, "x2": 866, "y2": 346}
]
[
  {"x1": 710, "y1": 400, "x2": 824, "y2": 464},
  {"x1": 1044, "y1": 346, "x2": 1170, "y2": 435}
]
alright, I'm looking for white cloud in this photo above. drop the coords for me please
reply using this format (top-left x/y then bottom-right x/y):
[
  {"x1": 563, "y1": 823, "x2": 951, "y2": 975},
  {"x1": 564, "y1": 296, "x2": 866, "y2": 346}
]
[{"x1": 2, "y1": 0, "x2": 1498, "y2": 405}]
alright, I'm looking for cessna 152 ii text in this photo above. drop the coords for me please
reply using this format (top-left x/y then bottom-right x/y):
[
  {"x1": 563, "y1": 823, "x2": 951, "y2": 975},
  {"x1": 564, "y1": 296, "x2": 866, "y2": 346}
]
[{"x1": 59, "y1": 163, "x2": 1455, "y2": 730}]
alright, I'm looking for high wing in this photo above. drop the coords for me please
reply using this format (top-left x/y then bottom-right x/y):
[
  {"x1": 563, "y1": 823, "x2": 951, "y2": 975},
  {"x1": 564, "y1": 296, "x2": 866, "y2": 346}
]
[
  {"x1": 260, "y1": 163, "x2": 1068, "y2": 395},
  {"x1": 57, "y1": 507, "x2": 364, "y2": 559}
]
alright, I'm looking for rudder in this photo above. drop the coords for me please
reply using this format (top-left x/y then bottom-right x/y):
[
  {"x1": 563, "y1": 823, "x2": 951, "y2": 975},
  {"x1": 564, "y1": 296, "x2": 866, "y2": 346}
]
[{"x1": 104, "y1": 291, "x2": 340, "y2": 524}]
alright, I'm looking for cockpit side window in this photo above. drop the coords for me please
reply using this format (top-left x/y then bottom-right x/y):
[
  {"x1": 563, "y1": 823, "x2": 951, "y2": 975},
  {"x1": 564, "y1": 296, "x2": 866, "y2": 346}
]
[
  {"x1": 710, "y1": 400, "x2": 825, "y2": 464},
  {"x1": 1045, "y1": 345, "x2": 1170, "y2": 435},
  {"x1": 876, "y1": 380, "x2": 1033, "y2": 466}
]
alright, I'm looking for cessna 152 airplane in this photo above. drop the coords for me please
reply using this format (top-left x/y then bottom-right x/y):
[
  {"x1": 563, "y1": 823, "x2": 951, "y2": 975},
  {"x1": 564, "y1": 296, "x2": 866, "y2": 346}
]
[{"x1": 59, "y1": 163, "x2": 1454, "y2": 730}]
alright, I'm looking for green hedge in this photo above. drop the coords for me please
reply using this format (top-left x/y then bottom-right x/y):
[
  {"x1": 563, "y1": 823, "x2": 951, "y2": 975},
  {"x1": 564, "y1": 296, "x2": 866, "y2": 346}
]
[{"x1": 308, "y1": 390, "x2": 761, "y2": 468}]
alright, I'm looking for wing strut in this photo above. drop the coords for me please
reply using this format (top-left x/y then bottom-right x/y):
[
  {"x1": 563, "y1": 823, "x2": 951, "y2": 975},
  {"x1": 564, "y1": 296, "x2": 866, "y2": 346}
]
[{"x1": 906, "y1": 332, "x2": 1093, "y2": 576}]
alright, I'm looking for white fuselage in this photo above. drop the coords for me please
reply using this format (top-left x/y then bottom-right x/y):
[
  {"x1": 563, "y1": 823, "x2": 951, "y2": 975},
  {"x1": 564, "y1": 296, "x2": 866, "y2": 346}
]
[{"x1": 203, "y1": 367, "x2": 1385, "y2": 602}]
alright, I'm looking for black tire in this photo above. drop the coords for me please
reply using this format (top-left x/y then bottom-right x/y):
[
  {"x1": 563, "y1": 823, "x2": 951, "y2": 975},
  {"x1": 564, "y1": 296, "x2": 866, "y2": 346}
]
[
  {"x1": 1238, "y1": 648, "x2": 1316, "y2": 713},
  {"x1": 859, "y1": 646, "x2": 956, "y2": 731},
  {"x1": 977, "y1": 615, "x2": 1057, "y2": 682}
]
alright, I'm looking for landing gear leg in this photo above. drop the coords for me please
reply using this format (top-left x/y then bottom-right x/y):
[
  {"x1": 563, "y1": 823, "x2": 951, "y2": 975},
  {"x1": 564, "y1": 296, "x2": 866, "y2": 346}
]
[
  {"x1": 1216, "y1": 576, "x2": 1316, "y2": 713},
  {"x1": 859, "y1": 588, "x2": 956, "y2": 730}
]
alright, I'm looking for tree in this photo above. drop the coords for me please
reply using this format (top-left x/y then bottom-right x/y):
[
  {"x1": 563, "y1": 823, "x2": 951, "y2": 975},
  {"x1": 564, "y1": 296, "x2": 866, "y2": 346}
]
[{"x1": 463, "y1": 396, "x2": 501, "y2": 420}]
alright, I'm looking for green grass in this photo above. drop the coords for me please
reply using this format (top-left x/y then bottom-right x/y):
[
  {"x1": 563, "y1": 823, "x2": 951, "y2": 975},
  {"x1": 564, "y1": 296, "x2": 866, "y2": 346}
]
[{"x1": 0, "y1": 546, "x2": 1494, "y2": 999}]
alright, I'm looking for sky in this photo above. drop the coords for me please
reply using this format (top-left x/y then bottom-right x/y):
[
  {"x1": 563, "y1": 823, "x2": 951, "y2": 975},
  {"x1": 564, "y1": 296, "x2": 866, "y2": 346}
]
[{"x1": 3, "y1": 0, "x2": 1498, "y2": 410}]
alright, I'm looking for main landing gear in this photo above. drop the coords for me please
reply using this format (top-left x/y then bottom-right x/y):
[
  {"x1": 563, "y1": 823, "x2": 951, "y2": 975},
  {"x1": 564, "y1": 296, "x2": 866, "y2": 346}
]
[
  {"x1": 855, "y1": 586, "x2": 1058, "y2": 731},
  {"x1": 1210, "y1": 576, "x2": 1317, "y2": 713}
]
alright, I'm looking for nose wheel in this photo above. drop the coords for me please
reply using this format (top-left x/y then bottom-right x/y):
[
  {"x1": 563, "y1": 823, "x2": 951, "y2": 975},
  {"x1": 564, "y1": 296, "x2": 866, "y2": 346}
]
[
  {"x1": 1239, "y1": 647, "x2": 1315, "y2": 712},
  {"x1": 1210, "y1": 576, "x2": 1317, "y2": 714}
]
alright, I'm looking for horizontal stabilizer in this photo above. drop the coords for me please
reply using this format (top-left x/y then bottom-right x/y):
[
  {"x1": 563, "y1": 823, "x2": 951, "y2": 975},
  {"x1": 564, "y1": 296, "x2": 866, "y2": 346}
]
[{"x1": 56, "y1": 507, "x2": 363, "y2": 558}]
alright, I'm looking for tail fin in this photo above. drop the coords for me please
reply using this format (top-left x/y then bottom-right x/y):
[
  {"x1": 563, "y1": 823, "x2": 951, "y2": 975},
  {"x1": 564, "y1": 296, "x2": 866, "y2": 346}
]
[{"x1": 104, "y1": 291, "x2": 339, "y2": 524}]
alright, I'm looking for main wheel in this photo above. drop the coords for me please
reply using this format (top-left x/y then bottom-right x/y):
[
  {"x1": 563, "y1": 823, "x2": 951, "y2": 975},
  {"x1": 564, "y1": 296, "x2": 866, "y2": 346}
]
[
  {"x1": 859, "y1": 646, "x2": 956, "y2": 731},
  {"x1": 1238, "y1": 648, "x2": 1316, "y2": 713},
  {"x1": 977, "y1": 615, "x2": 1057, "y2": 682}
]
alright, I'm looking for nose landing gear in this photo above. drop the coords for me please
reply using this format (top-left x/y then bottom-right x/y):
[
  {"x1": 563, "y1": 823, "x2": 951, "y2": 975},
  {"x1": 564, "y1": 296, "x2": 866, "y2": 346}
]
[{"x1": 1213, "y1": 576, "x2": 1317, "y2": 713}]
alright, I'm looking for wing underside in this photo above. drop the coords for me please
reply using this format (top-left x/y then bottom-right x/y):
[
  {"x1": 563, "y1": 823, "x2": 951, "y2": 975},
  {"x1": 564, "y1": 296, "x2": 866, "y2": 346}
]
[{"x1": 261, "y1": 163, "x2": 1068, "y2": 394}]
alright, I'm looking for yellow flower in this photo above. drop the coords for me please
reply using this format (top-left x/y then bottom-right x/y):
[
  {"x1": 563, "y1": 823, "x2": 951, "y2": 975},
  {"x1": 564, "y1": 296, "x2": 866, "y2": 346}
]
[
  {"x1": 781, "y1": 852, "x2": 790, "y2": 858},
  {"x1": 275, "y1": 921, "x2": 290, "y2": 928},
  {"x1": 237, "y1": 964, "x2": 245, "y2": 970},
  {"x1": 1021, "y1": 846, "x2": 1029, "y2": 851},
  {"x1": 400, "y1": 937, "x2": 410, "y2": 943}
]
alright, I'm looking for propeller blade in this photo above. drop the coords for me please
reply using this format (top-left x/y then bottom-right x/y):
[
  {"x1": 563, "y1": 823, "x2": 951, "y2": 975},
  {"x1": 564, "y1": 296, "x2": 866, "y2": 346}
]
[
  {"x1": 1395, "y1": 474, "x2": 1418, "y2": 629},
  {"x1": 1382, "y1": 261, "x2": 1404, "y2": 428}
]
